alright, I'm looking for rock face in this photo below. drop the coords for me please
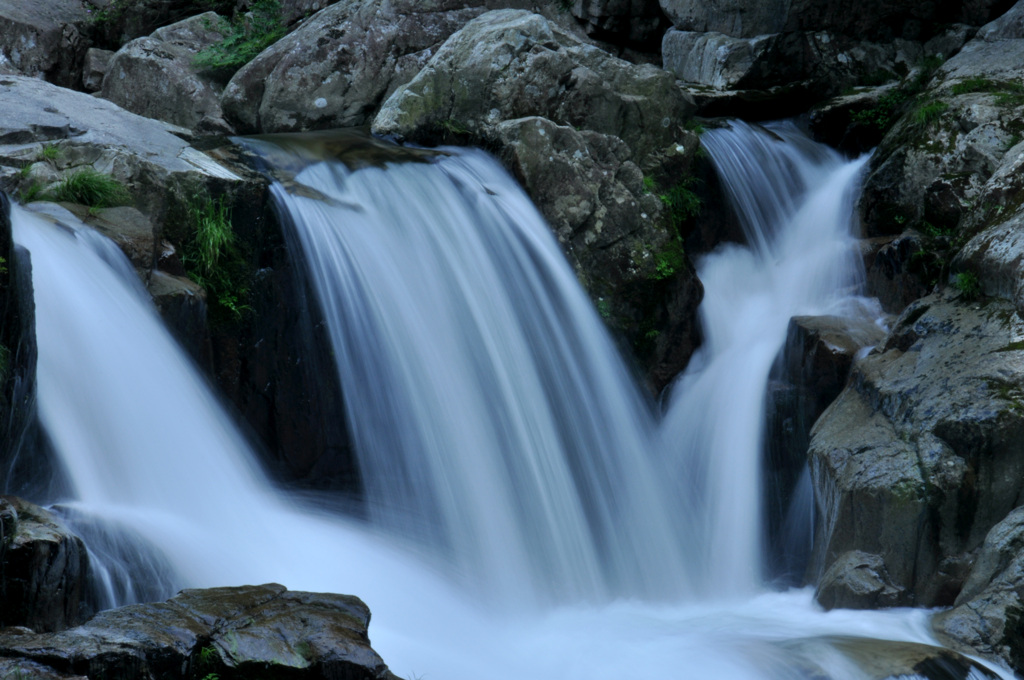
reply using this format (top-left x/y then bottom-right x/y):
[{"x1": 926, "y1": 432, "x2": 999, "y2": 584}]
[
  {"x1": 934, "y1": 506, "x2": 1024, "y2": 670},
  {"x1": 0, "y1": 0, "x2": 88, "y2": 87},
  {"x1": 221, "y1": 0, "x2": 487, "y2": 134},
  {"x1": 809, "y1": 292, "x2": 1024, "y2": 609},
  {"x1": 569, "y1": 0, "x2": 667, "y2": 46},
  {"x1": 0, "y1": 497, "x2": 89, "y2": 633},
  {"x1": 100, "y1": 12, "x2": 234, "y2": 135},
  {"x1": 658, "y1": 0, "x2": 1008, "y2": 40},
  {"x1": 0, "y1": 583, "x2": 395, "y2": 680}
]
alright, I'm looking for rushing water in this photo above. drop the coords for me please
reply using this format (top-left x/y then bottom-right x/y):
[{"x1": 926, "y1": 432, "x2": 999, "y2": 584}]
[{"x1": 8, "y1": 122, "x2": 1014, "y2": 680}]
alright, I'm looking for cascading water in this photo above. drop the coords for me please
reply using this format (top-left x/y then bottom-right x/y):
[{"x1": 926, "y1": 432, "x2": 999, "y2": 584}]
[{"x1": 8, "y1": 120, "x2": 1014, "y2": 679}]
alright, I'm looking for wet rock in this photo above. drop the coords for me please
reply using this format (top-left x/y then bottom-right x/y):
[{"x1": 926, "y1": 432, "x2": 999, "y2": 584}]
[
  {"x1": 222, "y1": 0, "x2": 487, "y2": 134},
  {"x1": 954, "y1": 209, "x2": 1024, "y2": 317},
  {"x1": 816, "y1": 551, "x2": 906, "y2": 610},
  {"x1": 934, "y1": 506, "x2": 1024, "y2": 671},
  {"x1": 0, "y1": 583, "x2": 394, "y2": 680},
  {"x1": 100, "y1": 12, "x2": 234, "y2": 135},
  {"x1": 0, "y1": 0, "x2": 88, "y2": 87},
  {"x1": 0, "y1": 496, "x2": 89, "y2": 632},
  {"x1": 809, "y1": 292, "x2": 1024, "y2": 608}
]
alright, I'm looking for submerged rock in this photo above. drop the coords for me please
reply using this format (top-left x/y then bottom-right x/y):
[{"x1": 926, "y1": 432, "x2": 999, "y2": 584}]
[
  {"x1": 0, "y1": 583, "x2": 396, "y2": 680},
  {"x1": 809, "y1": 291, "x2": 1024, "y2": 609}
]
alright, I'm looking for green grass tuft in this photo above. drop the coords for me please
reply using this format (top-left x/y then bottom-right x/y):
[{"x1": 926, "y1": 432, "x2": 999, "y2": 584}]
[
  {"x1": 46, "y1": 168, "x2": 131, "y2": 208},
  {"x1": 952, "y1": 271, "x2": 981, "y2": 300},
  {"x1": 193, "y1": 0, "x2": 285, "y2": 75},
  {"x1": 183, "y1": 195, "x2": 252, "y2": 322},
  {"x1": 914, "y1": 100, "x2": 949, "y2": 126}
]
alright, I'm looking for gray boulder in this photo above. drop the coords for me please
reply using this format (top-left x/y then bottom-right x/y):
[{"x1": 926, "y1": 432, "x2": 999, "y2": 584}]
[
  {"x1": 0, "y1": 496, "x2": 89, "y2": 633},
  {"x1": 100, "y1": 12, "x2": 234, "y2": 135},
  {"x1": 816, "y1": 550, "x2": 906, "y2": 610},
  {"x1": 221, "y1": 0, "x2": 487, "y2": 134},
  {"x1": 934, "y1": 506, "x2": 1024, "y2": 671},
  {"x1": 809, "y1": 291, "x2": 1024, "y2": 609},
  {"x1": 0, "y1": 583, "x2": 396, "y2": 680},
  {"x1": 81, "y1": 48, "x2": 113, "y2": 92},
  {"x1": 0, "y1": 0, "x2": 87, "y2": 87},
  {"x1": 373, "y1": 9, "x2": 695, "y2": 159}
]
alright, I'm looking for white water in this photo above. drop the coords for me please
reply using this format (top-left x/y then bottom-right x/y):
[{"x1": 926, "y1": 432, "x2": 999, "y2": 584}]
[{"x1": 9, "y1": 121, "x2": 1013, "y2": 680}]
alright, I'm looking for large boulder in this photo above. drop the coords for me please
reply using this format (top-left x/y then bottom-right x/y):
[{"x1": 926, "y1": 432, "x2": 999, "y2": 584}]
[
  {"x1": 809, "y1": 291, "x2": 1024, "y2": 609},
  {"x1": 0, "y1": 583, "x2": 396, "y2": 680},
  {"x1": 221, "y1": 0, "x2": 487, "y2": 134},
  {"x1": 0, "y1": 497, "x2": 89, "y2": 632},
  {"x1": 100, "y1": 12, "x2": 234, "y2": 135},
  {"x1": 374, "y1": 10, "x2": 694, "y2": 159},
  {"x1": 0, "y1": 0, "x2": 88, "y2": 87}
]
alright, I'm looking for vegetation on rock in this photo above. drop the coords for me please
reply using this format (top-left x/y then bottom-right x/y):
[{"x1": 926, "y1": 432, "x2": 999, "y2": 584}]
[
  {"x1": 193, "y1": 0, "x2": 286, "y2": 76},
  {"x1": 182, "y1": 193, "x2": 252, "y2": 322}
]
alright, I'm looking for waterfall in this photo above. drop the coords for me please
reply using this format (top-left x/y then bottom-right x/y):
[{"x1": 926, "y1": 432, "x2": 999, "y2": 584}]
[{"x1": 8, "y1": 122, "x2": 1013, "y2": 680}]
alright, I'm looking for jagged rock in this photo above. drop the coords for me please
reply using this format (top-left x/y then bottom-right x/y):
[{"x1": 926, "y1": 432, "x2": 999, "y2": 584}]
[
  {"x1": 0, "y1": 583, "x2": 395, "y2": 680},
  {"x1": 221, "y1": 0, "x2": 487, "y2": 134},
  {"x1": 859, "y1": 12, "x2": 1024, "y2": 238},
  {"x1": 809, "y1": 292, "x2": 1024, "y2": 609},
  {"x1": 86, "y1": 0, "x2": 229, "y2": 47},
  {"x1": 816, "y1": 551, "x2": 906, "y2": 610},
  {"x1": 0, "y1": 0, "x2": 88, "y2": 87},
  {"x1": 100, "y1": 12, "x2": 234, "y2": 135},
  {"x1": 373, "y1": 10, "x2": 695, "y2": 159},
  {"x1": 81, "y1": 48, "x2": 113, "y2": 92},
  {"x1": 954, "y1": 208, "x2": 1024, "y2": 317},
  {"x1": 0, "y1": 496, "x2": 89, "y2": 632},
  {"x1": 934, "y1": 506, "x2": 1024, "y2": 671}
]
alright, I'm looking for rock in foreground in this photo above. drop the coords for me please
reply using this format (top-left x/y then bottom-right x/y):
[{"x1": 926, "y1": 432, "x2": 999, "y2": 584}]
[{"x1": 0, "y1": 583, "x2": 397, "y2": 680}]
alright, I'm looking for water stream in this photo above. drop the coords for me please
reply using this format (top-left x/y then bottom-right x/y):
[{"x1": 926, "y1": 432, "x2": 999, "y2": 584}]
[{"x1": 8, "y1": 122, "x2": 1014, "y2": 679}]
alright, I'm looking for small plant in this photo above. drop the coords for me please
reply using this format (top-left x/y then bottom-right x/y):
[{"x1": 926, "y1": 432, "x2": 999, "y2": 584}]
[
  {"x1": 914, "y1": 100, "x2": 949, "y2": 126},
  {"x1": 651, "y1": 240, "x2": 685, "y2": 281},
  {"x1": 46, "y1": 168, "x2": 131, "y2": 208},
  {"x1": 182, "y1": 194, "x2": 252, "y2": 323},
  {"x1": 40, "y1": 144, "x2": 60, "y2": 161},
  {"x1": 659, "y1": 179, "x2": 702, "y2": 232},
  {"x1": 952, "y1": 271, "x2": 981, "y2": 300},
  {"x1": 193, "y1": 0, "x2": 285, "y2": 76},
  {"x1": 17, "y1": 181, "x2": 46, "y2": 204},
  {"x1": 642, "y1": 175, "x2": 656, "y2": 194},
  {"x1": 439, "y1": 119, "x2": 471, "y2": 137}
]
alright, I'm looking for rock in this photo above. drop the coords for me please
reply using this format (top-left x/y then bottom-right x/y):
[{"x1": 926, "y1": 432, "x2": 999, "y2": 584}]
[
  {"x1": 954, "y1": 209, "x2": 1024, "y2": 317},
  {"x1": 809, "y1": 292, "x2": 1024, "y2": 609},
  {"x1": 569, "y1": 0, "x2": 667, "y2": 47},
  {"x1": 372, "y1": 9, "x2": 695, "y2": 160},
  {"x1": 658, "y1": 0, "x2": 1007, "y2": 41},
  {"x1": 221, "y1": 0, "x2": 487, "y2": 134},
  {"x1": 809, "y1": 84, "x2": 904, "y2": 153},
  {"x1": 0, "y1": 583, "x2": 395, "y2": 680},
  {"x1": 147, "y1": 270, "x2": 209, "y2": 365},
  {"x1": 934, "y1": 506, "x2": 1024, "y2": 671},
  {"x1": 100, "y1": 12, "x2": 234, "y2": 135},
  {"x1": 0, "y1": 75, "x2": 247, "y2": 229},
  {"x1": 859, "y1": 23, "x2": 1024, "y2": 238},
  {"x1": 0, "y1": 0, "x2": 88, "y2": 87},
  {"x1": 816, "y1": 551, "x2": 906, "y2": 610},
  {"x1": 976, "y1": 0, "x2": 1024, "y2": 41},
  {"x1": 81, "y1": 48, "x2": 113, "y2": 92},
  {"x1": 662, "y1": 29, "x2": 802, "y2": 91},
  {"x1": 0, "y1": 496, "x2": 89, "y2": 632},
  {"x1": 86, "y1": 0, "x2": 228, "y2": 47},
  {"x1": 861, "y1": 233, "x2": 935, "y2": 314}
]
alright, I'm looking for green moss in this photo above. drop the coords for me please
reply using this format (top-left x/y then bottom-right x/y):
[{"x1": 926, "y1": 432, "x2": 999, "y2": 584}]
[
  {"x1": 995, "y1": 340, "x2": 1024, "y2": 353},
  {"x1": 40, "y1": 144, "x2": 60, "y2": 161},
  {"x1": 650, "y1": 239, "x2": 685, "y2": 281},
  {"x1": 658, "y1": 178, "x2": 702, "y2": 233}
]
